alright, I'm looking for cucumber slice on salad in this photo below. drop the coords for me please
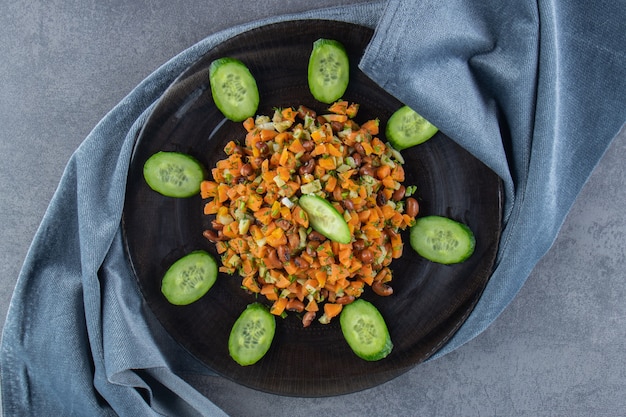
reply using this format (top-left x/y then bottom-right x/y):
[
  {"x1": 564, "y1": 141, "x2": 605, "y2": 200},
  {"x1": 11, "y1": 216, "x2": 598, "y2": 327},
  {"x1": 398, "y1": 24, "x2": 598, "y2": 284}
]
[
  {"x1": 228, "y1": 303, "x2": 276, "y2": 366},
  {"x1": 409, "y1": 215, "x2": 475, "y2": 264},
  {"x1": 308, "y1": 38, "x2": 350, "y2": 104},
  {"x1": 143, "y1": 151, "x2": 205, "y2": 198},
  {"x1": 209, "y1": 57, "x2": 259, "y2": 122},
  {"x1": 298, "y1": 194, "x2": 351, "y2": 244},
  {"x1": 161, "y1": 251, "x2": 218, "y2": 305},
  {"x1": 340, "y1": 299, "x2": 393, "y2": 361},
  {"x1": 386, "y1": 106, "x2": 439, "y2": 150}
]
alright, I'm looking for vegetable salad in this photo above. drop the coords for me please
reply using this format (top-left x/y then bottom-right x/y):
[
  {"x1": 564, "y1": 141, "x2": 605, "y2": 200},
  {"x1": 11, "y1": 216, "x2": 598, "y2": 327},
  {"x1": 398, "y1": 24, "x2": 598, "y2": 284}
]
[{"x1": 201, "y1": 100, "x2": 419, "y2": 326}]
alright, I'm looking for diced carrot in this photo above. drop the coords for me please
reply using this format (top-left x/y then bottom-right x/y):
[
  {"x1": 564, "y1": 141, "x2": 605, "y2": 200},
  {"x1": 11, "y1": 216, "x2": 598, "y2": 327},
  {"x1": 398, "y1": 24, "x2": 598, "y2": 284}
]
[
  {"x1": 270, "y1": 297, "x2": 288, "y2": 316},
  {"x1": 200, "y1": 181, "x2": 218, "y2": 199},
  {"x1": 314, "y1": 270, "x2": 327, "y2": 288},
  {"x1": 222, "y1": 221, "x2": 239, "y2": 239},
  {"x1": 260, "y1": 129, "x2": 278, "y2": 141},
  {"x1": 382, "y1": 176, "x2": 397, "y2": 189},
  {"x1": 288, "y1": 138, "x2": 306, "y2": 153},
  {"x1": 305, "y1": 298, "x2": 319, "y2": 312},
  {"x1": 312, "y1": 143, "x2": 327, "y2": 156},
  {"x1": 310, "y1": 129, "x2": 325, "y2": 143},
  {"x1": 323, "y1": 303, "x2": 343, "y2": 319},
  {"x1": 361, "y1": 119, "x2": 379, "y2": 135},
  {"x1": 371, "y1": 137, "x2": 385, "y2": 154},
  {"x1": 242, "y1": 275, "x2": 261, "y2": 293},
  {"x1": 284, "y1": 262, "x2": 299, "y2": 276},
  {"x1": 281, "y1": 107, "x2": 297, "y2": 122},
  {"x1": 266, "y1": 227, "x2": 287, "y2": 248},
  {"x1": 360, "y1": 141, "x2": 374, "y2": 155},
  {"x1": 345, "y1": 102, "x2": 359, "y2": 118},
  {"x1": 327, "y1": 143, "x2": 343, "y2": 157},
  {"x1": 328, "y1": 100, "x2": 348, "y2": 115},
  {"x1": 274, "y1": 132, "x2": 291, "y2": 146},
  {"x1": 255, "y1": 207, "x2": 272, "y2": 225},
  {"x1": 318, "y1": 157, "x2": 336, "y2": 170},
  {"x1": 261, "y1": 285, "x2": 278, "y2": 301},
  {"x1": 203, "y1": 200, "x2": 219, "y2": 215},
  {"x1": 391, "y1": 165, "x2": 405, "y2": 181},
  {"x1": 292, "y1": 206, "x2": 309, "y2": 228},
  {"x1": 323, "y1": 114, "x2": 348, "y2": 123},
  {"x1": 243, "y1": 117, "x2": 255, "y2": 132}
]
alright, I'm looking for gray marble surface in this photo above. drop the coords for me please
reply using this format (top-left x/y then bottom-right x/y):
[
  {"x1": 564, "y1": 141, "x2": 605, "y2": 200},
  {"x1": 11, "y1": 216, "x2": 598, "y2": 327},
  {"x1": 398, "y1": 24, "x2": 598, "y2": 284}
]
[{"x1": 1, "y1": 1, "x2": 624, "y2": 416}]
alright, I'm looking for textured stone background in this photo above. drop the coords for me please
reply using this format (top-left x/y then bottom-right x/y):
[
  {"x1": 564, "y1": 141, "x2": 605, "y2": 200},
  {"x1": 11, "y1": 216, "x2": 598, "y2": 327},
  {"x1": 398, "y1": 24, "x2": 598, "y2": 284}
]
[{"x1": 2, "y1": 1, "x2": 624, "y2": 415}]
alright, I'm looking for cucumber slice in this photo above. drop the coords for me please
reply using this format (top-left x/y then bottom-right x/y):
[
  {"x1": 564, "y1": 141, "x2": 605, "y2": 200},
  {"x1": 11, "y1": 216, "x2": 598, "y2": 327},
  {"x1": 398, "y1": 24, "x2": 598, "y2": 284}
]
[
  {"x1": 386, "y1": 106, "x2": 438, "y2": 150},
  {"x1": 307, "y1": 38, "x2": 350, "y2": 104},
  {"x1": 143, "y1": 151, "x2": 205, "y2": 198},
  {"x1": 340, "y1": 299, "x2": 393, "y2": 361},
  {"x1": 409, "y1": 215, "x2": 476, "y2": 264},
  {"x1": 228, "y1": 303, "x2": 276, "y2": 366},
  {"x1": 209, "y1": 57, "x2": 259, "y2": 122},
  {"x1": 298, "y1": 194, "x2": 351, "y2": 244},
  {"x1": 161, "y1": 251, "x2": 218, "y2": 305}
]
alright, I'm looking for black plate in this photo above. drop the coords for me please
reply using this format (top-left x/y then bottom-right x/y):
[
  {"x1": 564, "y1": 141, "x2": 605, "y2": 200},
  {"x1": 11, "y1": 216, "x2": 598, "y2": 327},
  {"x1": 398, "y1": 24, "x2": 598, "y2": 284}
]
[{"x1": 122, "y1": 20, "x2": 503, "y2": 397}]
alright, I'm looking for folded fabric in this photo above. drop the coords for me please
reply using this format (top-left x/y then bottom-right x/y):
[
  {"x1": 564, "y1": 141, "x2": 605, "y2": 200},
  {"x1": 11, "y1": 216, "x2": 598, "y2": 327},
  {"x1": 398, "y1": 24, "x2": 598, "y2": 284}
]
[
  {"x1": 360, "y1": 0, "x2": 625, "y2": 358},
  {"x1": 1, "y1": 1, "x2": 624, "y2": 416}
]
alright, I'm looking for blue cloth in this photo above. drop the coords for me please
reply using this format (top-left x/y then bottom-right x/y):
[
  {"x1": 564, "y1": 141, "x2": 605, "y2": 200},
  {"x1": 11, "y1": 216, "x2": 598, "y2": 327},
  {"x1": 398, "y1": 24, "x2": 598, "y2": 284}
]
[{"x1": 1, "y1": 1, "x2": 624, "y2": 415}]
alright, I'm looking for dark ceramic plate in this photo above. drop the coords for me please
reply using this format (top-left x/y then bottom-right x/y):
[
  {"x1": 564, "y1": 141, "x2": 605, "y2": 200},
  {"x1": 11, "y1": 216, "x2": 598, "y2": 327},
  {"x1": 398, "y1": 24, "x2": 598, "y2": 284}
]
[{"x1": 122, "y1": 20, "x2": 502, "y2": 397}]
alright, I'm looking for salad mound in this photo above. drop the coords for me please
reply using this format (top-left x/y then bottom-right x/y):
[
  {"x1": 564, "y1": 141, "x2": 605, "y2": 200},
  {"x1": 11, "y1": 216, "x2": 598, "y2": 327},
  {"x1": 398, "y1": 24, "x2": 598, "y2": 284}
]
[{"x1": 201, "y1": 100, "x2": 419, "y2": 326}]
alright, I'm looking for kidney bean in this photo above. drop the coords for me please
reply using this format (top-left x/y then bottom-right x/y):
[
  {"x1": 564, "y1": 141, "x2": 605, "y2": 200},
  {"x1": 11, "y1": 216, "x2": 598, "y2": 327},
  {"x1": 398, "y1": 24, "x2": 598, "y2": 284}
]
[
  {"x1": 255, "y1": 141, "x2": 269, "y2": 155},
  {"x1": 333, "y1": 186, "x2": 344, "y2": 202},
  {"x1": 203, "y1": 230, "x2": 219, "y2": 242},
  {"x1": 302, "y1": 140, "x2": 315, "y2": 152},
  {"x1": 392, "y1": 185, "x2": 406, "y2": 201},
  {"x1": 287, "y1": 233, "x2": 300, "y2": 250},
  {"x1": 405, "y1": 197, "x2": 419, "y2": 217},
  {"x1": 293, "y1": 256, "x2": 310, "y2": 269},
  {"x1": 240, "y1": 163, "x2": 254, "y2": 177},
  {"x1": 353, "y1": 142, "x2": 366, "y2": 156},
  {"x1": 342, "y1": 199, "x2": 355, "y2": 211},
  {"x1": 376, "y1": 190, "x2": 387, "y2": 206},
  {"x1": 276, "y1": 218, "x2": 292, "y2": 231},
  {"x1": 277, "y1": 245, "x2": 291, "y2": 263},
  {"x1": 359, "y1": 164, "x2": 375, "y2": 177},
  {"x1": 305, "y1": 240, "x2": 320, "y2": 255},
  {"x1": 353, "y1": 239, "x2": 366, "y2": 251},
  {"x1": 308, "y1": 230, "x2": 327, "y2": 242},
  {"x1": 359, "y1": 248, "x2": 374, "y2": 264},
  {"x1": 372, "y1": 281, "x2": 393, "y2": 297},
  {"x1": 286, "y1": 299, "x2": 305, "y2": 313},
  {"x1": 330, "y1": 121, "x2": 343, "y2": 133},
  {"x1": 302, "y1": 311, "x2": 316, "y2": 327},
  {"x1": 351, "y1": 152, "x2": 362, "y2": 166},
  {"x1": 267, "y1": 248, "x2": 280, "y2": 266},
  {"x1": 336, "y1": 295, "x2": 355, "y2": 305},
  {"x1": 298, "y1": 159, "x2": 315, "y2": 175},
  {"x1": 210, "y1": 220, "x2": 224, "y2": 230}
]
